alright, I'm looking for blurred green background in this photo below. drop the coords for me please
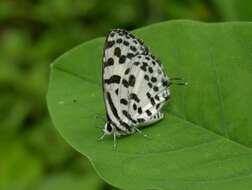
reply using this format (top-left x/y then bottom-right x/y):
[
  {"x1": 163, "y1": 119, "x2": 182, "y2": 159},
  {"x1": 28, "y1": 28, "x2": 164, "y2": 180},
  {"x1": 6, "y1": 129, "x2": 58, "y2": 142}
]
[{"x1": 0, "y1": 0, "x2": 251, "y2": 190}]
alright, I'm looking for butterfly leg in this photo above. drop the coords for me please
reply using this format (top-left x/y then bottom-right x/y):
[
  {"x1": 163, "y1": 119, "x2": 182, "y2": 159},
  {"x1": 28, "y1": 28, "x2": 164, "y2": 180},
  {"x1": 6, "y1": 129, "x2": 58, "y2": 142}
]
[
  {"x1": 134, "y1": 127, "x2": 152, "y2": 140},
  {"x1": 98, "y1": 132, "x2": 117, "y2": 150},
  {"x1": 113, "y1": 132, "x2": 117, "y2": 150},
  {"x1": 97, "y1": 133, "x2": 106, "y2": 141}
]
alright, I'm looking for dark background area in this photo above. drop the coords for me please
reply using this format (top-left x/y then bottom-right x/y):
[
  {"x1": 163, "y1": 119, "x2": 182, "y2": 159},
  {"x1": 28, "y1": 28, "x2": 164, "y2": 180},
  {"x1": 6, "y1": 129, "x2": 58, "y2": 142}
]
[{"x1": 0, "y1": 0, "x2": 251, "y2": 190}]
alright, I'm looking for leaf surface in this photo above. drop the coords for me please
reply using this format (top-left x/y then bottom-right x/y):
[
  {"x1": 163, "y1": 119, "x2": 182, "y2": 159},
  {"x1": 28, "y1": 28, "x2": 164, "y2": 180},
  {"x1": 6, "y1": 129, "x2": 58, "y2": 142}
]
[{"x1": 47, "y1": 20, "x2": 252, "y2": 190}]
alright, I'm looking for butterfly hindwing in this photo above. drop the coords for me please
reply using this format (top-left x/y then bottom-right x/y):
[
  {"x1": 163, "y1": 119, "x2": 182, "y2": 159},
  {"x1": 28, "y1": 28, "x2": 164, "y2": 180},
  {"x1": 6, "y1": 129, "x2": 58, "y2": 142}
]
[{"x1": 119, "y1": 54, "x2": 170, "y2": 127}]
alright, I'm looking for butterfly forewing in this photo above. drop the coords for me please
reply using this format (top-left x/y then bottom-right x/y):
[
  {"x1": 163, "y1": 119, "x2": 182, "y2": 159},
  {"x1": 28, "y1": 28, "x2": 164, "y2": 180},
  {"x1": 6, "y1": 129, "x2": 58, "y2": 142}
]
[{"x1": 102, "y1": 29, "x2": 170, "y2": 134}]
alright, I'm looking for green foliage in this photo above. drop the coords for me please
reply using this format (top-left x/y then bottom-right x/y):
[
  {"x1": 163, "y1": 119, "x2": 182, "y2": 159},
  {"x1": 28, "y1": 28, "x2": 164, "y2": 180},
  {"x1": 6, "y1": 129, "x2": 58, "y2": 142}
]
[
  {"x1": 1, "y1": 0, "x2": 252, "y2": 189},
  {"x1": 47, "y1": 20, "x2": 252, "y2": 190},
  {"x1": 0, "y1": 140, "x2": 43, "y2": 190},
  {"x1": 35, "y1": 172, "x2": 103, "y2": 190},
  {"x1": 212, "y1": 0, "x2": 252, "y2": 21}
]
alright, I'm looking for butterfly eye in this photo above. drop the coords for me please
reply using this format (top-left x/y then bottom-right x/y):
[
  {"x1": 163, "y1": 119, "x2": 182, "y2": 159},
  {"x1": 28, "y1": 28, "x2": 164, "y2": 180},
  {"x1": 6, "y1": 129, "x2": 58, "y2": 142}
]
[{"x1": 106, "y1": 123, "x2": 113, "y2": 132}]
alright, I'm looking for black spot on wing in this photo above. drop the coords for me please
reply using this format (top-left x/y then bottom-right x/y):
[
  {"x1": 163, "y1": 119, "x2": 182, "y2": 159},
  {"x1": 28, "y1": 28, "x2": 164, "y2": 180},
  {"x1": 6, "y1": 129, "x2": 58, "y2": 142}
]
[
  {"x1": 130, "y1": 46, "x2": 137, "y2": 52},
  {"x1": 122, "y1": 79, "x2": 129, "y2": 88},
  {"x1": 138, "y1": 39, "x2": 144, "y2": 45},
  {"x1": 106, "y1": 114, "x2": 126, "y2": 132},
  {"x1": 145, "y1": 56, "x2": 150, "y2": 60},
  {"x1": 114, "y1": 125, "x2": 123, "y2": 132},
  {"x1": 128, "y1": 33, "x2": 135, "y2": 38},
  {"x1": 137, "y1": 118, "x2": 145, "y2": 123},
  {"x1": 150, "y1": 98, "x2": 155, "y2": 106},
  {"x1": 151, "y1": 77, "x2": 157, "y2": 83},
  {"x1": 116, "y1": 38, "x2": 122, "y2": 43},
  {"x1": 153, "y1": 86, "x2": 159, "y2": 92},
  {"x1": 107, "y1": 91, "x2": 131, "y2": 132},
  {"x1": 140, "y1": 62, "x2": 148, "y2": 72},
  {"x1": 134, "y1": 61, "x2": 140, "y2": 66},
  {"x1": 147, "y1": 82, "x2": 152, "y2": 88},
  {"x1": 146, "y1": 92, "x2": 151, "y2": 99},
  {"x1": 119, "y1": 55, "x2": 126, "y2": 64},
  {"x1": 115, "y1": 88, "x2": 119, "y2": 95},
  {"x1": 124, "y1": 68, "x2": 130, "y2": 75},
  {"x1": 127, "y1": 53, "x2": 134, "y2": 59},
  {"x1": 140, "y1": 66, "x2": 147, "y2": 72},
  {"x1": 106, "y1": 113, "x2": 111, "y2": 122},
  {"x1": 148, "y1": 67, "x2": 153, "y2": 73},
  {"x1": 133, "y1": 39, "x2": 138, "y2": 44},
  {"x1": 123, "y1": 41, "x2": 129, "y2": 46},
  {"x1": 150, "y1": 54, "x2": 155, "y2": 60},
  {"x1": 146, "y1": 92, "x2": 155, "y2": 106},
  {"x1": 144, "y1": 74, "x2": 149, "y2": 81},
  {"x1": 104, "y1": 57, "x2": 114, "y2": 67},
  {"x1": 146, "y1": 110, "x2": 152, "y2": 116},
  {"x1": 114, "y1": 47, "x2": 121, "y2": 57},
  {"x1": 120, "y1": 98, "x2": 128, "y2": 105},
  {"x1": 110, "y1": 32, "x2": 115, "y2": 37},
  {"x1": 162, "y1": 78, "x2": 169, "y2": 87},
  {"x1": 130, "y1": 93, "x2": 140, "y2": 103},
  {"x1": 118, "y1": 31, "x2": 123, "y2": 36},
  {"x1": 104, "y1": 75, "x2": 121, "y2": 84},
  {"x1": 120, "y1": 121, "x2": 131, "y2": 131},
  {"x1": 154, "y1": 95, "x2": 160, "y2": 101},
  {"x1": 122, "y1": 110, "x2": 137, "y2": 124},
  {"x1": 133, "y1": 103, "x2": 137, "y2": 110},
  {"x1": 106, "y1": 41, "x2": 115, "y2": 49},
  {"x1": 106, "y1": 92, "x2": 120, "y2": 120},
  {"x1": 157, "y1": 59, "x2": 162, "y2": 66},
  {"x1": 164, "y1": 95, "x2": 169, "y2": 101},
  {"x1": 128, "y1": 75, "x2": 136, "y2": 87},
  {"x1": 143, "y1": 62, "x2": 148, "y2": 68},
  {"x1": 138, "y1": 107, "x2": 142, "y2": 114}
]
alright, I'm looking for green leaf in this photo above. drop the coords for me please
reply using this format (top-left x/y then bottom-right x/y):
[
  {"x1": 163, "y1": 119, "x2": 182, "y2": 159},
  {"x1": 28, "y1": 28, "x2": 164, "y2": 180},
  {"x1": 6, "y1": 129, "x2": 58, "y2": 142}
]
[
  {"x1": 36, "y1": 172, "x2": 103, "y2": 190},
  {"x1": 47, "y1": 20, "x2": 252, "y2": 190}
]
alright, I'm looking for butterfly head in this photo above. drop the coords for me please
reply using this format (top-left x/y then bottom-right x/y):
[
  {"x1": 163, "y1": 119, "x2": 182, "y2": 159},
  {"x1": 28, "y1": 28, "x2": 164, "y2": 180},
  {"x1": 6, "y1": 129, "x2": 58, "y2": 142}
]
[{"x1": 103, "y1": 122, "x2": 115, "y2": 135}]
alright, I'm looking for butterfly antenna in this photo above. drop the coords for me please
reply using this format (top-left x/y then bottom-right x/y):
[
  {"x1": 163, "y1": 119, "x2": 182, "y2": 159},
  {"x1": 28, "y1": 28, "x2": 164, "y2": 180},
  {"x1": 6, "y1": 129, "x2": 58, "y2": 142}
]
[
  {"x1": 95, "y1": 115, "x2": 106, "y2": 122},
  {"x1": 170, "y1": 77, "x2": 188, "y2": 86},
  {"x1": 171, "y1": 81, "x2": 188, "y2": 85},
  {"x1": 170, "y1": 77, "x2": 183, "y2": 80},
  {"x1": 94, "y1": 115, "x2": 106, "y2": 130},
  {"x1": 95, "y1": 125, "x2": 103, "y2": 129}
]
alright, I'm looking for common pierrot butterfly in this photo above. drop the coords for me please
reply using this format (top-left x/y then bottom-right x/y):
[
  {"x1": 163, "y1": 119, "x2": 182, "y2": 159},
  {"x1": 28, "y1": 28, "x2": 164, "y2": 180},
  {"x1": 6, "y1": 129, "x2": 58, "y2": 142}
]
[{"x1": 99, "y1": 29, "x2": 185, "y2": 148}]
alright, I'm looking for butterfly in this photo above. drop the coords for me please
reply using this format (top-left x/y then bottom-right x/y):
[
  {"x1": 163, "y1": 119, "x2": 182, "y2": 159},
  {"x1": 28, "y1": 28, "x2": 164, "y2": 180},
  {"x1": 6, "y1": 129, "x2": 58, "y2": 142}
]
[{"x1": 99, "y1": 29, "x2": 185, "y2": 148}]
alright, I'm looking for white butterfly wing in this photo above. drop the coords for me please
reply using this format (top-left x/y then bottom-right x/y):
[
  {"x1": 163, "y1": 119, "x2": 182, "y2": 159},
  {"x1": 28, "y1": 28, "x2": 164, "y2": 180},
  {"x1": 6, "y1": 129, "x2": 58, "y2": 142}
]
[
  {"x1": 119, "y1": 54, "x2": 170, "y2": 127},
  {"x1": 102, "y1": 29, "x2": 149, "y2": 132}
]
